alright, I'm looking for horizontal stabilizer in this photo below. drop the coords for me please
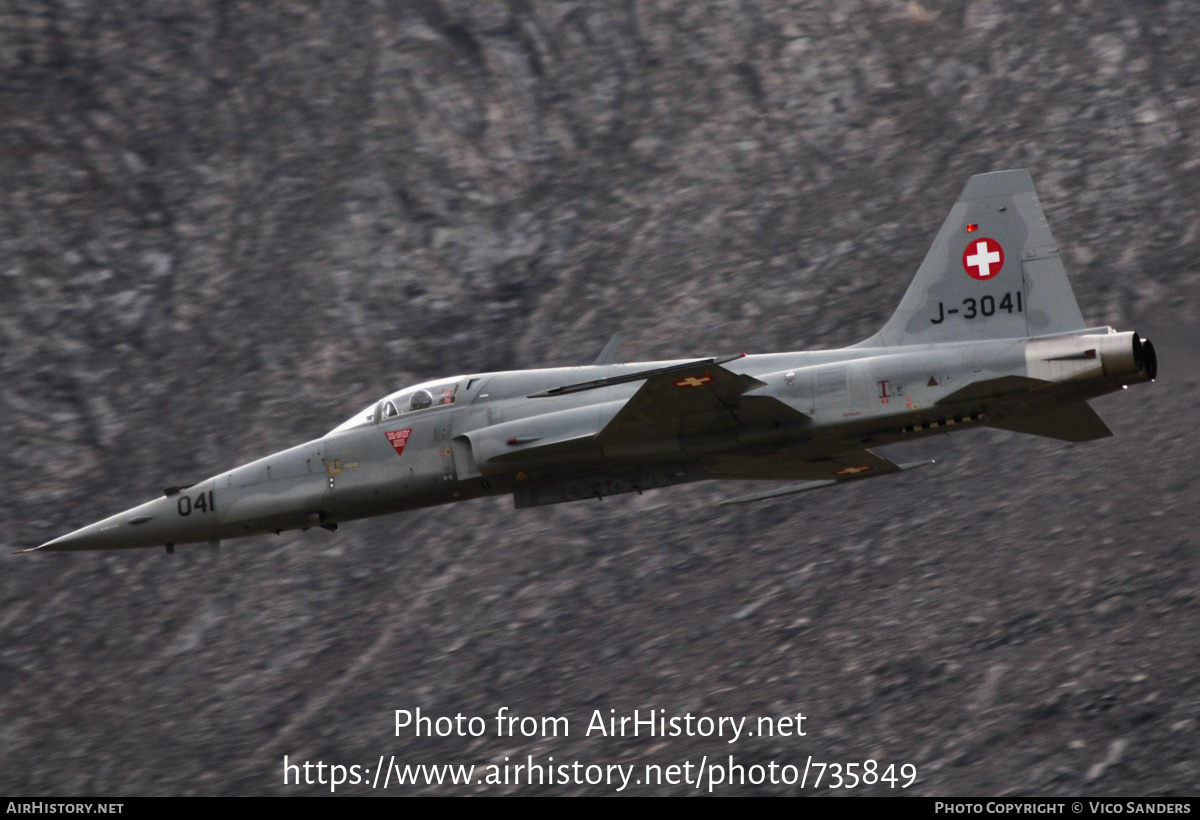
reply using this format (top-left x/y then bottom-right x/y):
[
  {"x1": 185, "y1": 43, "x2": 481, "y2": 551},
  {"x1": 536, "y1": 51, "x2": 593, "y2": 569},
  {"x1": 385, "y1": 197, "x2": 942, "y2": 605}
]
[
  {"x1": 720, "y1": 460, "x2": 933, "y2": 505},
  {"x1": 936, "y1": 375, "x2": 1047, "y2": 406},
  {"x1": 986, "y1": 401, "x2": 1112, "y2": 442}
]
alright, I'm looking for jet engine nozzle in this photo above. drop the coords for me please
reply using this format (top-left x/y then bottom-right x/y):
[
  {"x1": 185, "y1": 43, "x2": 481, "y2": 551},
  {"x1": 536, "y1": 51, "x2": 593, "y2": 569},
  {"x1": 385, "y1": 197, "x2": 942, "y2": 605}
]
[
  {"x1": 1099, "y1": 331, "x2": 1156, "y2": 383},
  {"x1": 1026, "y1": 330, "x2": 1157, "y2": 386},
  {"x1": 1137, "y1": 336, "x2": 1157, "y2": 381}
]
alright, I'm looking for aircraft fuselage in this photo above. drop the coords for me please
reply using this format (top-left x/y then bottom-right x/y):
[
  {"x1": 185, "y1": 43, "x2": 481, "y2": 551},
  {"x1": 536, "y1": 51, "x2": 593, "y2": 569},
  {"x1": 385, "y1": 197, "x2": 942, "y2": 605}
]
[
  {"x1": 38, "y1": 329, "x2": 1153, "y2": 552},
  {"x1": 32, "y1": 170, "x2": 1159, "y2": 553}
]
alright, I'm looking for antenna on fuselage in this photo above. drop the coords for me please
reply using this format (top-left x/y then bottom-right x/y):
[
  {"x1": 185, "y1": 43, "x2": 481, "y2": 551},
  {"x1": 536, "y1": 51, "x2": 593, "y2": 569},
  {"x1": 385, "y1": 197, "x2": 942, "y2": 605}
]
[{"x1": 592, "y1": 332, "x2": 625, "y2": 366}]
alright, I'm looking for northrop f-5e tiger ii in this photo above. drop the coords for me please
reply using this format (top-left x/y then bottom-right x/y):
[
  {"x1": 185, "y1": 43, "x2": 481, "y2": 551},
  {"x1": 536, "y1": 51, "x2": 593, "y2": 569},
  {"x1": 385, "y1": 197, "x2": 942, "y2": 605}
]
[{"x1": 32, "y1": 170, "x2": 1156, "y2": 553}]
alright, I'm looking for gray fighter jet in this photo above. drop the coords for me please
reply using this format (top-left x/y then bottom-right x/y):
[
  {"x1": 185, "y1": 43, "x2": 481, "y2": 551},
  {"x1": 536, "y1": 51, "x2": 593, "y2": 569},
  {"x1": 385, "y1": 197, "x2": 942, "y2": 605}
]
[{"x1": 32, "y1": 170, "x2": 1156, "y2": 553}]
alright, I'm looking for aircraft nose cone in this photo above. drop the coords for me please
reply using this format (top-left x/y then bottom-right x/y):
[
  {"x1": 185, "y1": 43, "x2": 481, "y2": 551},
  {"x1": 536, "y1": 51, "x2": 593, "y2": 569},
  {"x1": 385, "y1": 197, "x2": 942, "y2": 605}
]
[
  {"x1": 32, "y1": 495, "x2": 178, "y2": 552},
  {"x1": 35, "y1": 518, "x2": 126, "y2": 552}
]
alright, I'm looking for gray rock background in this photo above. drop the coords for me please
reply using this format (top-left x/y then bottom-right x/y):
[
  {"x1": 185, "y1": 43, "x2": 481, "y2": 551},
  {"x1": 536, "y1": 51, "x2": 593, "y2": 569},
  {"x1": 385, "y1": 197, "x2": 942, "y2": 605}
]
[{"x1": 3, "y1": 0, "x2": 1198, "y2": 795}]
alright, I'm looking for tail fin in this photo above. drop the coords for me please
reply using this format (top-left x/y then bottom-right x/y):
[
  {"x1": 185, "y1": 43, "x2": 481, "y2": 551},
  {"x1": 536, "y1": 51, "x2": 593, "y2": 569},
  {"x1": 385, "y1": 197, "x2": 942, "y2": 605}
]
[{"x1": 861, "y1": 169, "x2": 1086, "y2": 347}]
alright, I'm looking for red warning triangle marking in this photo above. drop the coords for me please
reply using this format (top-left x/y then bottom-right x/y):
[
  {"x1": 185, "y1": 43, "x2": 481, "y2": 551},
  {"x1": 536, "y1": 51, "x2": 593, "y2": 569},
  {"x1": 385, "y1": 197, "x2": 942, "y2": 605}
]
[
  {"x1": 384, "y1": 428, "x2": 413, "y2": 457},
  {"x1": 928, "y1": 376, "x2": 939, "y2": 387}
]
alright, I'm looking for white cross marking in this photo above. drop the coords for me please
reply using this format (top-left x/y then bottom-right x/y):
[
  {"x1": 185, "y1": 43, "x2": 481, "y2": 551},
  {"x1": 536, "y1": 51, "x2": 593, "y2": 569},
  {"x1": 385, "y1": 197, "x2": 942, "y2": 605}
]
[{"x1": 966, "y1": 240, "x2": 1001, "y2": 278}]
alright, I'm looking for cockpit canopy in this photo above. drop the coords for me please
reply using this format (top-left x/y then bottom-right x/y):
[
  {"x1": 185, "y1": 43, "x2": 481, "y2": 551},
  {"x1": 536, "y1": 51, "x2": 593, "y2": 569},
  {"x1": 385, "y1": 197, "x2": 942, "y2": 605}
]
[{"x1": 328, "y1": 378, "x2": 462, "y2": 435}]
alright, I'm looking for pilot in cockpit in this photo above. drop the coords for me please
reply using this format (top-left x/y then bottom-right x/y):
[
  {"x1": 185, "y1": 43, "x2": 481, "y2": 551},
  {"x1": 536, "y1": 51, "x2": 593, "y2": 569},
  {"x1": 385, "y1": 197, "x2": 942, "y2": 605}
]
[{"x1": 409, "y1": 389, "x2": 434, "y2": 412}]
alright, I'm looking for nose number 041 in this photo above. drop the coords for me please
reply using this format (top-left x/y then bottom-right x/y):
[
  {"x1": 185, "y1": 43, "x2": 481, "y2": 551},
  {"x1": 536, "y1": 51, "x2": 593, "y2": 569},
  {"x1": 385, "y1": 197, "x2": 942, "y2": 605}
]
[{"x1": 177, "y1": 491, "x2": 216, "y2": 516}]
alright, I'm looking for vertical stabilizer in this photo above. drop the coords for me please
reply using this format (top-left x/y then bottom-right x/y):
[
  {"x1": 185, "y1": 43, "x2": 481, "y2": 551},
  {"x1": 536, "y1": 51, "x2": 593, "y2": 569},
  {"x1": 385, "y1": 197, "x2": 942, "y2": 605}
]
[{"x1": 861, "y1": 170, "x2": 1086, "y2": 347}]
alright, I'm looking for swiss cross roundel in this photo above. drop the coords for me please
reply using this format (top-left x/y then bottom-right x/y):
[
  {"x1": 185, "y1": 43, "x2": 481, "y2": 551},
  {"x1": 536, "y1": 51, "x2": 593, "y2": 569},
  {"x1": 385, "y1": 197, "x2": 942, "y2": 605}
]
[{"x1": 962, "y1": 237, "x2": 1004, "y2": 280}]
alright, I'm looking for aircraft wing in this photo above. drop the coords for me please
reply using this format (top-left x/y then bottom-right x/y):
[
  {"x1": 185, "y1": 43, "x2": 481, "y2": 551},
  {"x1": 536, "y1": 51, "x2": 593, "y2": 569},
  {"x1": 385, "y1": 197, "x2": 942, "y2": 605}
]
[
  {"x1": 529, "y1": 354, "x2": 751, "y2": 398},
  {"x1": 530, "y1": 354, "x2": 809, "y2": 443},
  {"x1": 592, "y1": 361, "x2": 807, "y2": 444},
  {"x1": 706, "y1": 447, "x2": 912, "y2": 481},
  {"x1": 715, "y1": 450, "x2": 933, "y2": 504}
]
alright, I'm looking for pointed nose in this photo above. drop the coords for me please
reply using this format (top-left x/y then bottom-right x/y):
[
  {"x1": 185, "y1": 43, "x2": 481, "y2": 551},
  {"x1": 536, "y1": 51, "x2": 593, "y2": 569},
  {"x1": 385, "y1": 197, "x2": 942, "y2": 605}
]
[
  {"x1": 36, "y1": 517, "x2": 130, "y2": 551},
  {"x1": 34, "y1": 495, "x2": 186, "y2": 552}
]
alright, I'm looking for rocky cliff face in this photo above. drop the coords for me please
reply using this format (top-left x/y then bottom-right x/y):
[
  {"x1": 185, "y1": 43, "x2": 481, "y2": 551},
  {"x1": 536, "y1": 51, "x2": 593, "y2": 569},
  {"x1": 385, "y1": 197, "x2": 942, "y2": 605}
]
[{"x1": 4, "y1": 0, "x2": 1198, "y2": 795}]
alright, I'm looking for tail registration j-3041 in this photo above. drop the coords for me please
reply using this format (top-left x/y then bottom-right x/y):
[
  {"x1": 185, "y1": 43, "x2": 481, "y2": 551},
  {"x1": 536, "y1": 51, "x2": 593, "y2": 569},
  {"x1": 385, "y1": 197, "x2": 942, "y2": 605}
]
[{"x1": 31, "y1": 170, "x2": 1156, "y2": 553}]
